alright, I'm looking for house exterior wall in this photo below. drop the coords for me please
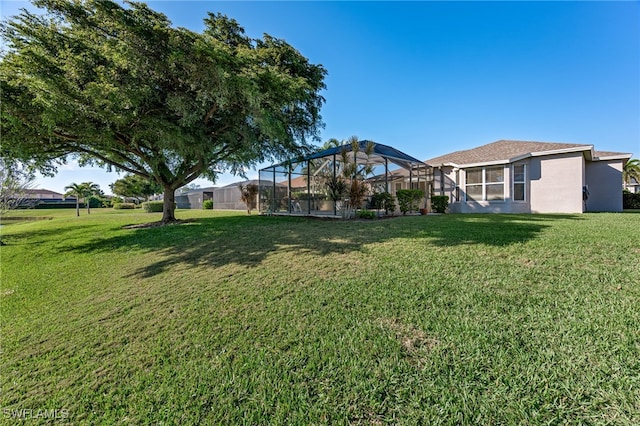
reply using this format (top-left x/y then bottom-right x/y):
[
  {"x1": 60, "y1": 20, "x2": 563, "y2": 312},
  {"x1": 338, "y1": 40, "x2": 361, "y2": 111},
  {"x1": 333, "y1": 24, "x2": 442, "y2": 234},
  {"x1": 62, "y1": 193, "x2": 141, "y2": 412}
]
[
  {"x1": 585, "y1": 160, "x2": 624, "y2": 212},
  {"x1": 529, "y1": 153, "x2": 584, "y2": 213},
  {"x1": 175, "y1": 193, "x2": 203, "y2": 209},
  {"x1": 444, "y1": 153, "x2": 587, "y2": 214},
  {"x1": 446, "y1": 164, "x2": 531, "y2": 213},
  {"x1": 213, "y1": 187, "x2": 245, "y2": 210}
]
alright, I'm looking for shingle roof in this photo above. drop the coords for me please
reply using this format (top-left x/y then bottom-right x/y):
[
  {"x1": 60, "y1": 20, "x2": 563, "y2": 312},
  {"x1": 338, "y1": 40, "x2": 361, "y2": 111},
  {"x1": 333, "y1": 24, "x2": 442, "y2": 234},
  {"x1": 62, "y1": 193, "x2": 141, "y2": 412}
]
[
  {"x1": 24, "y1": 188, "x2": 63, "y2": 196},
  {"x1": 424, "y1": 140, "x2": 596, "y2": 166},
  {"x1": 594, "y1": 150, "x2": 631, "y2": 159}
]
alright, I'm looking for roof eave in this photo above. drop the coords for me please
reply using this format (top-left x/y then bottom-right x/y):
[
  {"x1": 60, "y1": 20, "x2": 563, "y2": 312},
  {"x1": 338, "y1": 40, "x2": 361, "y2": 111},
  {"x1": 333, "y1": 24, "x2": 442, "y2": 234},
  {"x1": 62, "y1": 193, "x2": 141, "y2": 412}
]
[
  {"x1": 594, "y1": 153, "x2": 633, "y2": 161},
  {"x1": 527, "y1": 145, "x2": 594, "y2": 160}
]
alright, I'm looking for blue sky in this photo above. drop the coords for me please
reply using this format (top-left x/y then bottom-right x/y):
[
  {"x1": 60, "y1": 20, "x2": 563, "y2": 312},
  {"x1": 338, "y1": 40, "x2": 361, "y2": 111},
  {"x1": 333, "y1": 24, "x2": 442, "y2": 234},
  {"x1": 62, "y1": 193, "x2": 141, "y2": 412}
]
[{"x1": 2, "y1": 0, "x2": 639, "y2": 194}]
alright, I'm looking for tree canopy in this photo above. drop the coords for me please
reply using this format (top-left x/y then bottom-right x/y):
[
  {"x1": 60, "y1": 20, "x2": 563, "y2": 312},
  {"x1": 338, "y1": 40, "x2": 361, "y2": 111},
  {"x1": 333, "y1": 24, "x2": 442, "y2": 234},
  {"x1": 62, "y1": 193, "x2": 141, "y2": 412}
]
[
  {"x1": 110, "y1": 174, "x2": 162, "y2": 201},
  {"x1": 1, "y1": 0, "x2": 326, "y2": 222}
]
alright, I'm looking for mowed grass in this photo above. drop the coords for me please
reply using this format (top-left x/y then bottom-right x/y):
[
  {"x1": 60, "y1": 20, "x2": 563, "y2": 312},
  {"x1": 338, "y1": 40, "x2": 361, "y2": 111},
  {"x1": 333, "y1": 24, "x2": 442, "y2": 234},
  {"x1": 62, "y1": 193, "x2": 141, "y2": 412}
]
[{"x1": 1, "y1": 209, "x2": 639, "y2": 424}]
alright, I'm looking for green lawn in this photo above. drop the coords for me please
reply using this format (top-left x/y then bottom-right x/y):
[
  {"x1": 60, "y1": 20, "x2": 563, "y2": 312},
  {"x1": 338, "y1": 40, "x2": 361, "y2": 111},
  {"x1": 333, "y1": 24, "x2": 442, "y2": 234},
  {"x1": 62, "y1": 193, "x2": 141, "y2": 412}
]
[{"x1": 1, "y1": 209, "x2": 639, "y2": 424}]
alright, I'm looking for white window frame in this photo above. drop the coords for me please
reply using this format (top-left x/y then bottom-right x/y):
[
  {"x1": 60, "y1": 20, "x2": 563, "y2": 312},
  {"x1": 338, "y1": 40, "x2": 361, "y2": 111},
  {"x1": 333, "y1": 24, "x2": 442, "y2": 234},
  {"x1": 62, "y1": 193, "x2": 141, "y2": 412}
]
[
  {"x1": 464, "y1": 166, "x2": 505, "y2": 202},
  {"x1": 512, "y1": 164, "x2": 526, "y2": 202}
]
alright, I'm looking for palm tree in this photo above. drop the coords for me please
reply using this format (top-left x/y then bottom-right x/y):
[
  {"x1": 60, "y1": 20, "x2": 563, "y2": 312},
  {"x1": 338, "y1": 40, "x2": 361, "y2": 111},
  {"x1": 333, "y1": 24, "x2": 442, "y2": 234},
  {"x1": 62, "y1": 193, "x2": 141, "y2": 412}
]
[
  {"x1": 64, "y1": 182, "x2": 100, "y2": 216},
  {"x1": 64, "y1": 182, "x2": 85, "y2": 216},
  {"x1": 81, "y1": 182, "x2": 100, "y2": 214},
  {"x1": 623, "y1": 158, "x2": 640, "y2": 191}
]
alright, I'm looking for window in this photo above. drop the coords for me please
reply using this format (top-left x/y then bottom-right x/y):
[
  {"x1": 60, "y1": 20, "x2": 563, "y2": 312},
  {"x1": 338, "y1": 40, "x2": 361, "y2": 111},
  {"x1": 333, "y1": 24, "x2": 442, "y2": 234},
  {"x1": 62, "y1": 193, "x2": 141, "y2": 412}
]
[
  {"x1": 485, "y1": 167, "x2": 504, "y2": 201},
  {"x1": 465, "y1": 169, "x2": 483, "y2": 201},
  {"x1": 454, "y1": 170, "x2": 460, "y2": 202},
  {"x1": 513, "y1": 164, "x2": 526, "y2": 201},
  {"x1": 464, "y1": 166, "x2": 504, "y2": 201}
]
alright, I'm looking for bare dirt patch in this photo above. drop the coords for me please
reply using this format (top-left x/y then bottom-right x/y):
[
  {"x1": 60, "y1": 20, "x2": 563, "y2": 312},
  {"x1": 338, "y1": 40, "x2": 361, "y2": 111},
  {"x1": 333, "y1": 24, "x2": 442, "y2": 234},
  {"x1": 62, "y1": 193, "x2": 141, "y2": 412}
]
[{"x1": 379, "y1": 317, "x2": 439, "y2": 366}]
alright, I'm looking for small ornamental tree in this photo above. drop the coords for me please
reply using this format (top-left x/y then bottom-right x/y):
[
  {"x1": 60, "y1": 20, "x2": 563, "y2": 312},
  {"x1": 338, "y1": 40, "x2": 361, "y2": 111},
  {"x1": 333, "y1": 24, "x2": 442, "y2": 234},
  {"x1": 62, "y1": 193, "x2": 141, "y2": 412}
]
[
  {"x1": 326, "y1": 176, "x2": 347, "y2": 205},
  {"x1": 1, "y1": 0, "x2": 326, "y2": 224},
  {"x1": 0, "y1": 160, "x2": 34, "y2": 244},
  {"x1": 238, "y1": 183, "x2": 259, "y2": 215},
  {"x1": 340, "y1": 137, "x2": 375, "y2": 210}
]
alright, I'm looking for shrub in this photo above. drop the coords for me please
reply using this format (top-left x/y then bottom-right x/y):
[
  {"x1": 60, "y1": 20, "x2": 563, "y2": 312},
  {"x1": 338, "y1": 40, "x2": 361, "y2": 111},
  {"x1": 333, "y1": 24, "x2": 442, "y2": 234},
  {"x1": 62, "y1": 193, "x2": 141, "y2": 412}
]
[
  {"x1": 88, "y1": 196, "x2": 103, "y2": 208},
  {"x1": 326, "y1": 176, "x2": 347, "y2": 203},
  {"x1": 141, "y1": 201, "x2": 164, "y2": 212},
  {"x1": 357, "y1": 209, "x2": 376, "y2": 220},
  {"x1": 396, "y1": 189, "x2": 424, "y2": 215},
  {"x1": 113, "y1": 203, "x2": 135, "y2": 209},
  {"x1": 431, "y1": 195, "x2": 449, "y2": 213},
  {"x1": 202, "y1": 200, "x2": 213, "y2": 210},
  {"x1": 623, "y1": 192, "x2": 640, "y2": 209},
  {"x1": 370, "y1": 192, "x2": 396, "y2": 214}
]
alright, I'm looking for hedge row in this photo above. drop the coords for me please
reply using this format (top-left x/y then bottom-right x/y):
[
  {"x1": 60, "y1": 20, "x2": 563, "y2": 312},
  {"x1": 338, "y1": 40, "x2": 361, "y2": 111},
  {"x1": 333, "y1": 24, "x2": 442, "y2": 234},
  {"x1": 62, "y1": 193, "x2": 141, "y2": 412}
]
[
  {"x1": 113, "y1": 203, "x2": 136, "y2": 210},
  {"x1": 623, "y1": 192, "x2": 640, "y2": 209}
]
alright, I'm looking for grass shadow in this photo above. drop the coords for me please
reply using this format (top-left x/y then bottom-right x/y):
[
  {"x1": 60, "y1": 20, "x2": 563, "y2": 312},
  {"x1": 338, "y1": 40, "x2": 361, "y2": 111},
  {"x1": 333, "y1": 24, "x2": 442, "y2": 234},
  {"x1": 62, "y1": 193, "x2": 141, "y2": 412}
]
[
  {"x1": 414, "y1": 213, "x2": 582, "y2": 247},
  {"x1": 54, "y1": 213, "x2": 582, "y2": 278}
]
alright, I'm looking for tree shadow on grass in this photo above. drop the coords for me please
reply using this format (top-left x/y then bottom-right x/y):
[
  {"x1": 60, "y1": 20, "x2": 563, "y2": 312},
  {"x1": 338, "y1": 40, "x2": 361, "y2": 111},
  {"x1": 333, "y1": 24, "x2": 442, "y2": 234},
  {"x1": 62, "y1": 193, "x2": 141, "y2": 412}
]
[
  {"x1": 415, "y1": 213, "x2": 583, "y2": 247},
  {"x1": 55, "y1": 213, "x2": 582, "y2": 278}
]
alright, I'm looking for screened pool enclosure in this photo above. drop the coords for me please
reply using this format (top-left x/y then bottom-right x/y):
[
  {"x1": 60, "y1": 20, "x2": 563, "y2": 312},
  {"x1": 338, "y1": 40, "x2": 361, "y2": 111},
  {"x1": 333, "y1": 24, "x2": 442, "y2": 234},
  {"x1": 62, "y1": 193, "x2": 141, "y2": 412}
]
[{"x1": 258, "y1": 140, "x2": 432, "y2": 217}]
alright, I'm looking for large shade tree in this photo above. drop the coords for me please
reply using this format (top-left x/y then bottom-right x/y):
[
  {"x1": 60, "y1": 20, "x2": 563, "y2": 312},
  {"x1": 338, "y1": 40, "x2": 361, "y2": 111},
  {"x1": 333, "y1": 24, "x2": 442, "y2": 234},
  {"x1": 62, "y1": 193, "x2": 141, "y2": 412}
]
[{"x1": 1, "y1": 0, "x2": 326, "y2": 223}]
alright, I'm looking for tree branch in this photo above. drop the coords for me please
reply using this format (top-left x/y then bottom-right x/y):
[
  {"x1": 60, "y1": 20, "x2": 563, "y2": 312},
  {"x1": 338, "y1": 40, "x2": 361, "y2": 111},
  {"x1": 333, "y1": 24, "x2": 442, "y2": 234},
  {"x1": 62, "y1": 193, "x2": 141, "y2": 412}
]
[{"x1": 75, "y1": 146, "x2": 150, "y2": 179}]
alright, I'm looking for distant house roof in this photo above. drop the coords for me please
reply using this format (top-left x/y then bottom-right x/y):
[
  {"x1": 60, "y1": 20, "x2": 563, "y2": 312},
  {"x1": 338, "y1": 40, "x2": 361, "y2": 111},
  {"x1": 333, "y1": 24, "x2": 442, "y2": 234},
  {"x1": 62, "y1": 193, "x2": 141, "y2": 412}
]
[
  {"x1": 24, "y1": 188, "x2": 64, "y2": 197},
  {"x1": 221, "y1": 179, "x2": 263, "y2": 189},
  {"x1": 425, "y1": 140, "x2": 631, "y2": 167}
]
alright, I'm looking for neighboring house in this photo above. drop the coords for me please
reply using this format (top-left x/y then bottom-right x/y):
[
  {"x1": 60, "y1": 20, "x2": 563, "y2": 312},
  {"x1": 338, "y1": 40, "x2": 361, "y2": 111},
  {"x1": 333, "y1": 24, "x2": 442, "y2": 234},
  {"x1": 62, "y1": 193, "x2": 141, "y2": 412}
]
[
  {"x1": 426, "y1": 140, "x2": 631, "y2": 213},
  {"x1": 175, "y1": 187, "x2": 215, "y2": 210},
  {"x1": 15, "y1": 188, "x2": 79, "y2": 208},
  {"x1": 625, "y1": 178, "x2": 640, "y2": 194},
  {"x1": 23, "y1": 189, "x2": 66, "y2": 199},
  {"x1": 175, "y1": 180, "x2": 263, "y2": 210}
]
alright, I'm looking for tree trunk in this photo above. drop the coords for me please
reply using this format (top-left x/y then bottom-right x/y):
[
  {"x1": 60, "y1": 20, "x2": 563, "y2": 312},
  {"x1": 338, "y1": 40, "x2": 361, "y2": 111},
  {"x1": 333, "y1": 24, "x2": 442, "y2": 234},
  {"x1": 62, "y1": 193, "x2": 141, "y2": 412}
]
[
  {"x1": 87, "y1": 197, "x2": 91, "y2": 214},
  {"x1": 75, "y1": 198, "x2": 79, "y2": 217},
  {"x1": 162, "y1": 185, "x2": 176, "y2": 223}
]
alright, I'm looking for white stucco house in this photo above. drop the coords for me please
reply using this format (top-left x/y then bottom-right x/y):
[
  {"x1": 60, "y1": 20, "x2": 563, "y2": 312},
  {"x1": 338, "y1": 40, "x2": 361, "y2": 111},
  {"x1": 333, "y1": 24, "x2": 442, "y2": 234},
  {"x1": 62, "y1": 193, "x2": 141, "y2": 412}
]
[{"x1": 426, "y1": 140, "x2": 632, "y2": 213}]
